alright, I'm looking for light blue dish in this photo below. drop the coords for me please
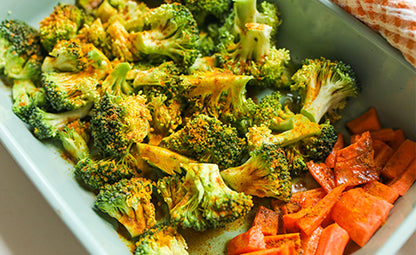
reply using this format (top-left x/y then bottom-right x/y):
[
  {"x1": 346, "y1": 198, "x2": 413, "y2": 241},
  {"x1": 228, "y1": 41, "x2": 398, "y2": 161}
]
[{"x1": 0, "y1": 0, "x2": 414, "y2": 254}]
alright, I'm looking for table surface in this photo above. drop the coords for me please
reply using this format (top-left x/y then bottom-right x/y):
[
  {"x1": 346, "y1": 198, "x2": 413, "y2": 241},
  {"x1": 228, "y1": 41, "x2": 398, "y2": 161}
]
[{"x1": 0, "y1": 141, "x2": 415, "y2": 255}]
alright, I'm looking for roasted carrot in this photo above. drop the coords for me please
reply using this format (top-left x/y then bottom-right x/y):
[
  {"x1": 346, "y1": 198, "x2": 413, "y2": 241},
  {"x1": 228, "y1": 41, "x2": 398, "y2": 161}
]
[
  {"x1": 345, "y1": 107, "x2": 381, "y2": 134},
  {"x1": 301, "y1": 226, "x2": 323, "y2": 255},
  {"x1": 227, "y1": 225, "x2": 266, "y2": 255},
  {"x1": 325, "y1": 134, "x2": 344, "y2": 168},
  {"x1": 315, "y1": 223, "x2": 350, "y2": 255},
  {"x1": 387, "y1": 129, "x2": 406, "y2": 150},
  {"x1": 369, "y1": 128, "x2": 396, "y2": 143},
  {"x1": 363, "y1": 180, "x2": 399, "y2": 204},
  {"x1": 334, "y1": 131, "x2": 379, "y2": 186},
  {"x1": 240, "y1": 241, "x2": 297, "y2": 255},
  {"x1": 296, "y1": 184, "x2": 347, "y2": 236},
  {"x1": 350, "y1": 134, "x2": 360, "y2": 144},
  {"x1": 264, "y1": 233, "x2": 301, "y2": 249},
  {"x1": 306, "y1": 161, "x2": 336, "y2": 193},
  {"x1": 282, "y1": 188, "x2": 327, "y2": 215},
  {"x1": 331, "y1": 188, "x2": 394, "y2": 247},
  {"x1": 253, "y1": 206, "x2": 280, "y2": 236},
  {"x1": 382, "y1": 139, "x2": 416, "y2": 179},
  {"x1": 373, "y1": 140, "x2": 395, "y2": 169},
  {"x1": 283, "y1": 210, "x2": 307, "y2": 233},
  {"x1": 388, "y1": 159, "x2": 416, "y2": 196}
]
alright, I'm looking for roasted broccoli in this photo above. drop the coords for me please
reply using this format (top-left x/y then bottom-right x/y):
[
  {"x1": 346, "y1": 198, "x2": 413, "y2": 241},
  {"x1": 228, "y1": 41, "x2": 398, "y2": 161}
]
[
  {"x1": 11, "y1": 79, "x2": 47, "y2": 123},
  {"x1": 0, "y1": 19, "x2": 44, "y2": 81},
  {"x1": 162, "y1": 114, "x2": 246, "y2": 169},
  {"x1": 130, "y1": 3, "x2": 200, "y2": 68},
  {"x1": 58, "y1": 120, "x2": 90, "y2": 162},
  {"x1": 28, "y1": 102, "x2": 92, "y2": 140},
  {"x1": 157, "y1": 163, "x2": 253, "y2": 231},
  {"x1": 39, "y1": 4, "x2": 87, "y2": 52},
  {"x1": 100, "y1": 61, "x2": 133, "y2": 96},
  {"x1": 135, "y1": 224, "x2": 188, "y2": 255},
  {"x1": 291, "y1": 57, "x2": 359, "y2": 123},
  {"x1": 220, "y1": 143, "x2": 291, "y2": 201},
  {"x1": 95, "y1": 177, "x2": 156, "y2": 238}
]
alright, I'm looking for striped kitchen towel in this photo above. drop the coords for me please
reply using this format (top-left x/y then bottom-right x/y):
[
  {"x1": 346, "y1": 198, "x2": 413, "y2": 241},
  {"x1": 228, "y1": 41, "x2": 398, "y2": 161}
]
[{"x1": 331, "y1": 0, "x2": 416, "y2": 69}]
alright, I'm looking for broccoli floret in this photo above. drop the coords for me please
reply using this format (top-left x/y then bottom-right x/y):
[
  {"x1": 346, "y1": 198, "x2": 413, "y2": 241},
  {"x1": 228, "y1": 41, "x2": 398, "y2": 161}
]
[
  {"x1": 42, "y1": 72, "x2": 99, "y2": 112},
  {"x1": 75, "y1": 156, "x2": 136, "y2": 191},
  {"x1": 135, "y1": 224, "x2": 188, "y2": 255},
  {"x1": 90, "y1": 93, "x2": 152, "y2": 158},
  {"x1": 157, "y1": 163, "x2": 253, "y2": 231},
  {"x1": 135, "y1": 143, "x2": 195, "y2": 176},
  {"x1": 220, "y1": 143, "x2": 291, "y2": 201},
  {"x1": 39, "y1": 4, "x2": 86, "y2": 52},
  {"x1": 291, "y1": 57, "x2": 359, "y2": 123},
  {"x1": 130, "y1": 3, "x2": 200, "y2": 68},
  {"x1": 0, "y1": 19, "x2": 44, "y2": 81},
  {"x1": 162, "y1": 114, "x2": 247, "y2": 169},
  {"x1": 252, "y1": 91, "x2": 295, "y2": 131},
  {"x1": 58, "y1": 120, "x2": 90, "y2": 162},
  {"x1": 28, "y1": 102, "x2": 92, "y2": 140},
  {"x1": 107, "y1": 0, "x2": 149, "y2": 32},
  {"x1": 101, "y1": 62, "x2": 133, "y2": 96},
  {"x1": 11, "y1": 79, "x2": 47, "y2": 123},
  {"x1": 246, "y1": 114, "x2": 322, "y2": 149},
  {"x1": 95, "y1": 178, "x2": 156, "y2": 238},
  {"x1": 77, "y1": 18, "x2": 113, "y2": 59},
  {"x1": 106, "y1": 20, "x2": 137, "y2": 62},
  {"x1": 76, "y1": 0, "x2": 104, "y2": 14}
]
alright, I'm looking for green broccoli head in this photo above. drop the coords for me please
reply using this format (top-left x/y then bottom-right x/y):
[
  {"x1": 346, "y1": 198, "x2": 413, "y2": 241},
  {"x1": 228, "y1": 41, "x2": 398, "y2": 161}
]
[
  {"x1": 90, "y1": 93, "x2": 152, "y2": 158},
  {"x1": 301, "y1": 122, "x2": 338, "y2": 162},
  {"x1": 11, "y1": 79, "x2": 47, "y2": 123},
  {"x1": 28, "y1": 102, "x2": 92, "y2": 139},
  {"x1": 101, "y1": 62, "x2": 133, "y2": 96},
  {"x1": 0, "y1": 19, "x2": 44, "y2": 81},
  {"x1": 252, "y1": 91, "x2": 295, "y2": 131},
  {"x1": 74, "y1": 156, "x2": 135, "y2": 191},
  {"x1": 77, "y1": 18, "x2": 113, "y2": 59},
  {"x1": 130, "y1": 3, "x2": 200, "y2": 68},
  {"x1": 162, "y1": 114, "x2": 247, "y2": 169},
  {"x1": 58, "y1": 120, "x2": 90, "y2": 162},
  {"x1": 42, "y1": 72, "x2": 99, "y2": 112},
  {"x1": 157, "y1": 163, "x2": 253, "y2": 231},
  {"x1": 107, "y1": 0, "x2": 149, "y2": 32},
  {"x1": 135, "y1": 224, "x2": 188, "y2": 255},
  {"x1": 291, "y1": 57, "x2": 359, "y2": 123},
  {"x1": 220, "y1": 143, "x2": 292, "y2": 201},
  {"x1": 95, "y1": 178, "x2": 157, "y2": 238},
  {"x1": 39, "y1": 4, "x2": 86, "y2": 52}
]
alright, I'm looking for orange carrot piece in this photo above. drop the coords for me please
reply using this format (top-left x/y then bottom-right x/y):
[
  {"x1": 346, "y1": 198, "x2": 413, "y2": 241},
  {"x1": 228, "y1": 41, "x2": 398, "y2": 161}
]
[
  {"x1": 296, "y1": 184, "x2": 347, "y2": 236},
  {"x1": 331, "y1": 188, "x2": 394, "y2": 247},
  {"x1": 382, "y1": 139, "x2": 416, "y2": 179},
  {"x1": 350, "y1": 134, "x2": 360, "y2": 144},
  {"x1": 334, "y1": 131, "x2": 379, "y2": 186},
  {"x1": 253, "y1": 206, "x2": 280, "y2": 236},
  {"x1": 315, "y1": 223, "x2": 350, "y2": 255},
  {"x1": 281, "y1": 188, "x2": 326, "y2": 215},
  {"x1": 264, "y1": 233, "x2": 301, "y2": 249},
  {"x1": 373, "y1": 140, "x2": 395, "y2": 169},
  {"x1": 227, "y1": 225, "x2": 266, "y2": 255},
  {"x1": 387, "y1": 129, "x2": 406, "y2": 150},
  {"x1": 241, "y1": 242, "x2": 297, "y2": 255},
  {"x1": 363, "y1": 180, "x2": 400, "y2": 204},
  {"x1": 307, "y1": 161, "x2": 336, "y2": 193},
  {"x1": 283, "y1": 210, "x2": 307, "y2": 233},
  {"x1": 370, "y1": 128, "x2": 396, "y2": 143},
  {"x1": 388, "y1": 159, "x2": 416, "y2": 196},
  {"x1": 345, "y1": 107, "x2": 381, "y2": 134},
  {"x1": 325, "y1": 134, "x2": 344, "y2": 168},
  {"x1": 301, "y1": 226, "x2": 323, "y2": 255}
]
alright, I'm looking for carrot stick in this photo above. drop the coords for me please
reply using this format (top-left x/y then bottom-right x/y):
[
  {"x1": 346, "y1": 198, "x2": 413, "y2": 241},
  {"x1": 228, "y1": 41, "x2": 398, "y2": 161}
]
[
  {"x1": 325, "y1": 134, "x2": 344, "y2": 168},
  {"x1": 241, "y1": 241, "x2": 297, "y2": 255},
  {"x1": 382, "y1": 139, "x2": 416, "y2": 179},
  {"x1": 331, "y1": 188, "x2": 394, "y2": 247},
  {"x1": 282, "y1": 188, "x2": 326, "y2": 215},
  {"x1": 227, "y1": 225, "x2": 266, "y2": 255},
  {"x1": 345, "y1": 107, "x2": 381, "y2": 134},
  {"x1": 369, "y1": 128, "x2": 396, "y2": 143},
  {"x1": 301, "y1": 226, "x2": 323, "y2": 255},
  {"x1": 315, "y1": 223, "x2": 350, "y2": 255},
  {"x1": 387, "y1": 129, "x2": 406, "y2": 150},
  {"x1": 334, "y1": 131, "x2": 379, "y2": 186},
  {"x1": 253, "y1": 206, "x2": 280, "y2": 236},
  {"x1": 264, "y1": 233, "x2": 300, "y2": 249},
  {"x1": 307, "y1": 161, "x2": 336, "y2": 193},
  {"x1": 388, "y1": 159, "x2": 416, "y2": 196},
  {"x1": 296, "y1": 184, "x2": 347, "y2": 236},
  {"x1": 350, "y1": 134, "x2": 360, "y2": 144},
  {"x1": 283, "y1": 210, "x2": 307, "y2": 233},
  {"x1": 363, "y1": 180, "x2": 400, "y2": 204},
  {"x1": 373, "y1": 140, "x2": 395, "y2": 169}
]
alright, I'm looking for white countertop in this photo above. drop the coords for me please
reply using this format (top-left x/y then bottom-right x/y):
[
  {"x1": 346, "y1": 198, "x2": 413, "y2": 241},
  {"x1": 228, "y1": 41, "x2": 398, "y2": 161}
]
[{"x1": 0, "y1": 141, "x2": 414, "y2": 255}]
